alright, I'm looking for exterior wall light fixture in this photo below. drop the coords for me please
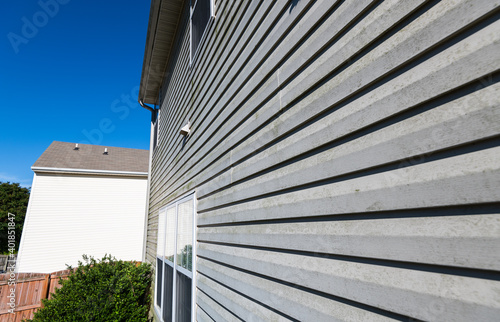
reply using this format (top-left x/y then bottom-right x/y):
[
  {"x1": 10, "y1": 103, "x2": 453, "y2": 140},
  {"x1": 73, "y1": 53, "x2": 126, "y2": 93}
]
[{"x1": 180, "y1": 121, "x2": 191, "y2": 136}]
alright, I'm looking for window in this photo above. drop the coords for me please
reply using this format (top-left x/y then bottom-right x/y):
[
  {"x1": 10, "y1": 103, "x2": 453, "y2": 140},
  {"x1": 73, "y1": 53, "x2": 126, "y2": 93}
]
[
  {"x1": 156, "y1": 193, "x2": 196, "y2": 322},
  {"x1": 190, "y1": 0, "x2": 214, "y2": 62}
]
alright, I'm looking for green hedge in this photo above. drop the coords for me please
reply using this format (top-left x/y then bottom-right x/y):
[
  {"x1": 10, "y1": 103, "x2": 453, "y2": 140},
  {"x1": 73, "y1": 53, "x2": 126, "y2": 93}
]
[{"x1": 28, "y1": 255, "x2": 152, "y2": 322}]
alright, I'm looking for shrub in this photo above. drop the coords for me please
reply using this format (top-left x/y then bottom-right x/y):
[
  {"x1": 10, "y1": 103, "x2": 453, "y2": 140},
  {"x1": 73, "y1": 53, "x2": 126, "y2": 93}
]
[{"x1": 28, "y1": 254, "x2": 152, "y2": 322}]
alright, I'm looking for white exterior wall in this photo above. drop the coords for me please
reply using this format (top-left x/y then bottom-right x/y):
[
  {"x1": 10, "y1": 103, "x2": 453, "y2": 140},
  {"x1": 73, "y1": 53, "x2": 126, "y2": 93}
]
[{"x1": 17, "y1": 172, "x2": 148, "y2": 273}]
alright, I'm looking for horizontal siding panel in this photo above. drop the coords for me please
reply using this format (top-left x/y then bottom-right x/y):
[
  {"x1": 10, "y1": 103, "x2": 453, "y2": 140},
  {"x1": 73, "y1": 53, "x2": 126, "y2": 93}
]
[
  {"x1": 153, "y1": 0, "x2": 380, "y2": 200},
  {"x1": 156, "y1": 0, "x2": 236, "y2": 155},
  {"x1": 198, "y1": 146, "x2": 500, "y2": 224},
  {"x1": 198, "y1": 273, "x2": 287, "y2": 321},
  {"x1": 196, "y1": 304, "x2": 216, "y2": 322},
  {"x1": 198, "y1": 242, "x2": 500, "y2": 321},
  {"x1": 169, "y1": 0, "x2": 499, "y2": 203},
  {"x1": 199, "y1": 82, "x2": 500, "y2": 207},
  {"x1": 149, "y1": 0, "x2": 250, "y2": 194},
  {"x1": 153, "y1": 0, "x2": 350, "y2": 202},
  {"x1": 145, "y1": 0, "x2": 500, "y2": 320},
  {"x1": 18, "y1": 174, "x2": 147, "y2": 273},
  {"x1": 154, "y1": 26, "x2": 191, "y2": 165},
  {"x1": 280, "y1": 0, "x2": 498, "y2": 109},
  {"x1": 198, "y1": 258, "x2": 399, "y2": 322},
  {"x1": 199, "y1": 212, "x2": 500, "y2": 271},
  {"x1": 196, "y1": 289, "x2": 240, "y2": 322},
  {"x1": 150, "y1": 0, "x2": 282, "y2": 194},
  {"x1": 277, "y1": 0, "x2": 419, "y2": 85},
  {"x1": 232, "y1": 0, "x2": 500, "y2": 168}
]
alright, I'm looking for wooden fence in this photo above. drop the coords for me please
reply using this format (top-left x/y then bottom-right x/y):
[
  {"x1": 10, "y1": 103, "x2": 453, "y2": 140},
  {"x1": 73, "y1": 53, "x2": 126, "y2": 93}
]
[{"x1": 0, "y1": 269, "x2": 73, "y2": 321}]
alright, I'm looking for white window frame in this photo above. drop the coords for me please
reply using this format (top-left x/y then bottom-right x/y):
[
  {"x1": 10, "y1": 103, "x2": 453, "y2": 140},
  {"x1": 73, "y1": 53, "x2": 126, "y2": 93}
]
[
  {"x1": 189, "y1": 0, "x2": 215, "y2": 65},
  {"x1": 155, "y1": 192, "x2": 197, "y2": 322}
]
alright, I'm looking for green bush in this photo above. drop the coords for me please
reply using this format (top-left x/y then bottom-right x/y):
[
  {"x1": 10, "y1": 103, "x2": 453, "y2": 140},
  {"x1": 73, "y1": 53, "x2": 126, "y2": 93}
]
[{"x1": 28, "y1": 254, "x2": 152, "y2": 322}]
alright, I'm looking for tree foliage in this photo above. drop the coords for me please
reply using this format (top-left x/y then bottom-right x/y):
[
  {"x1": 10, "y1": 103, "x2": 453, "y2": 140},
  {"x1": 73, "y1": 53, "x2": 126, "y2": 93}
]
[
  {"x1": 28, "y1": 255, "x2": 152, "y2": 322},
  {"x1": 0, "y1": 181, "x2": 30, "y2": 253},
  {"x1": 179, "y1": 244, "x2": 192, "y2": 270},
  {"x1": 166, "y1": 244, "x2": 192, "y2": 270}
]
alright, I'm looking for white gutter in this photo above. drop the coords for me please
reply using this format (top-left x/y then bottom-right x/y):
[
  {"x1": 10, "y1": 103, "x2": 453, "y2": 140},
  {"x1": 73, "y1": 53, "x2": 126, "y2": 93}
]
[
  {"x1": 141, "y1": 116, "x2": 155, "y2": 263},
  {"x1": 31, "y1": 167, "x2": 148, "y2": 176},
  {"x1": 138, "y1": 100, "x2": 157, "y2": 263}
]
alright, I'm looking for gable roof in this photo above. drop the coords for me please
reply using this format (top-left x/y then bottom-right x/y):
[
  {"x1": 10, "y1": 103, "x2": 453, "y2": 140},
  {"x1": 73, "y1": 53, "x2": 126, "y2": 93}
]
[{"x1": 32, "y1": 141, "x2": 149, "y2": 176}]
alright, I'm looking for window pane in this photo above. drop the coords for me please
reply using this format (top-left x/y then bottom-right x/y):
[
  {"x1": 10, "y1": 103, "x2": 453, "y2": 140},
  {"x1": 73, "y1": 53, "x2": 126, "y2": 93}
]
[
  {"x1": 157, "y1": 211, "x2": 166, "y2": 257},
  {"x1": 177, "y1": 199, "x2": 193, "y2": 271},
  {"x1": 165, "y1": 206, "x2": 176, "y2": 263},
  {"x1": 156, "y1": 258, "x2": 163, "y2": 307},
  {"x1": 176, "y1": 272, "x2": 192, "y2": 322},
  {"x1": 191, "y1": 0, "x2": 211, "y2": 58},
  {"x1": 162, "y1": 263, "x2": 174, "y2": 321}
]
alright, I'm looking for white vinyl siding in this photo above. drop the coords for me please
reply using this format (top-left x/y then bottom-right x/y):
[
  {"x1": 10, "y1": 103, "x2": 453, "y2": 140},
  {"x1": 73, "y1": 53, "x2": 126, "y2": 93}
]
[{"x1": 17, "y1": 173, "x2": 147, "y2": 273}]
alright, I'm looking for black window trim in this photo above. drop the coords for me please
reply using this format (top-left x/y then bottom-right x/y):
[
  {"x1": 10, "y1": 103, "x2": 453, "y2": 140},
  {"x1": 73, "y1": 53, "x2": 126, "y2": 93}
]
[{"x1": 190, "y1": 0, "x2": 215, "y2": 66}]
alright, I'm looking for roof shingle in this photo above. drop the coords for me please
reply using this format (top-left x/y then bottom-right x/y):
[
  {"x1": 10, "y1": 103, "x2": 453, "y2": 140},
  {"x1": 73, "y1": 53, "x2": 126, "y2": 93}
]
[{"x1": 32, "y1": 141, "x2": 149, "y2": 174}]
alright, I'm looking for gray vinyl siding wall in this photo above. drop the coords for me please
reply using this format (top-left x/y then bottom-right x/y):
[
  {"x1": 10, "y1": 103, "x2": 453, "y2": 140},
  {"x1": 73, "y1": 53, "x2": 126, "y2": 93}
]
[{"x1": 147, "y1": 0, "x2": 500, "y2": 321}]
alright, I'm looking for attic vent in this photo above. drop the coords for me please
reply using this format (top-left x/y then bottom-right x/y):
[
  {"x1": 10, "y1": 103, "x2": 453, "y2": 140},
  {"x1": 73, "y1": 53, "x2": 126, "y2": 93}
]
[
  {"x1": 103, "y1": 148, "x2": 108, "y2": 155},
  {"x1": 74, "y1": 144, "x2": 79, "y2": 150}
]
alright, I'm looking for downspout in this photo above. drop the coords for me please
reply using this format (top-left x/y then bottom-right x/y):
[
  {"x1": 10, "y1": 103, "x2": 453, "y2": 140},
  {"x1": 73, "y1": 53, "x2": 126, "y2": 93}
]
[
  {"x1": 140, "y1": 99, "x2": 155, "y2": 117},
  {"x1": 139, "y1": 99, "x2": 154, "y2": 112},
  {"x1": 139, "y1": 99, "x2": 157, "y2": 263}
]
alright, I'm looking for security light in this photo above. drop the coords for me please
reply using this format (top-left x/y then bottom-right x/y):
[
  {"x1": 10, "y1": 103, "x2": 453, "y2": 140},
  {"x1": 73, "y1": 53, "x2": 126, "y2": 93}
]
[{"x1": 180, "y1": 121, "x2": 191, "y2": 136}]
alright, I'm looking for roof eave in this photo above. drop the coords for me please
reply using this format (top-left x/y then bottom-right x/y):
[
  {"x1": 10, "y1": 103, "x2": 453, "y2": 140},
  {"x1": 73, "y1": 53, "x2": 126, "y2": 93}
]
[
  {"x1": 139, "y1": 0, "x2": 186, "y2": 105},
  {"x1": 32, "y1": 166, "x2": 148, "y2": 177}
]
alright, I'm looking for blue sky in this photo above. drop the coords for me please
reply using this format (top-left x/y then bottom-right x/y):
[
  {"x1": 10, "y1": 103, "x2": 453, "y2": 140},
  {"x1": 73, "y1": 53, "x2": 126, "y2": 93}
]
[{"x1": 1, "y1": 0, "x2": 152, "y2": 187}]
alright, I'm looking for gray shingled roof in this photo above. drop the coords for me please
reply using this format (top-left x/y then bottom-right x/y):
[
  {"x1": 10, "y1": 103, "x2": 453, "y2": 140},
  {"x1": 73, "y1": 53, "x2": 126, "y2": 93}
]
[{"x1": 32, "y1": 141, "x2": 149, "y2": 175}]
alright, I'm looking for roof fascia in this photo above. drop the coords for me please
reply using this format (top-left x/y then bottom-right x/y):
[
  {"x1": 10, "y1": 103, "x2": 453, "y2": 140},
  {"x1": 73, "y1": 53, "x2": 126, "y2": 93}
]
[{"x1": 31, "y1": 166, "x2": 148, "y2": 177}]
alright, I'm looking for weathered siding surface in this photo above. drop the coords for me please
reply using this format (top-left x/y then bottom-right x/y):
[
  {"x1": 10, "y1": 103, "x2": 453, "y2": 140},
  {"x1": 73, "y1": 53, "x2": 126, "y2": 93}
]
[{"x1": 148, "y1": 0, "x2": 500, "y2": 320}]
